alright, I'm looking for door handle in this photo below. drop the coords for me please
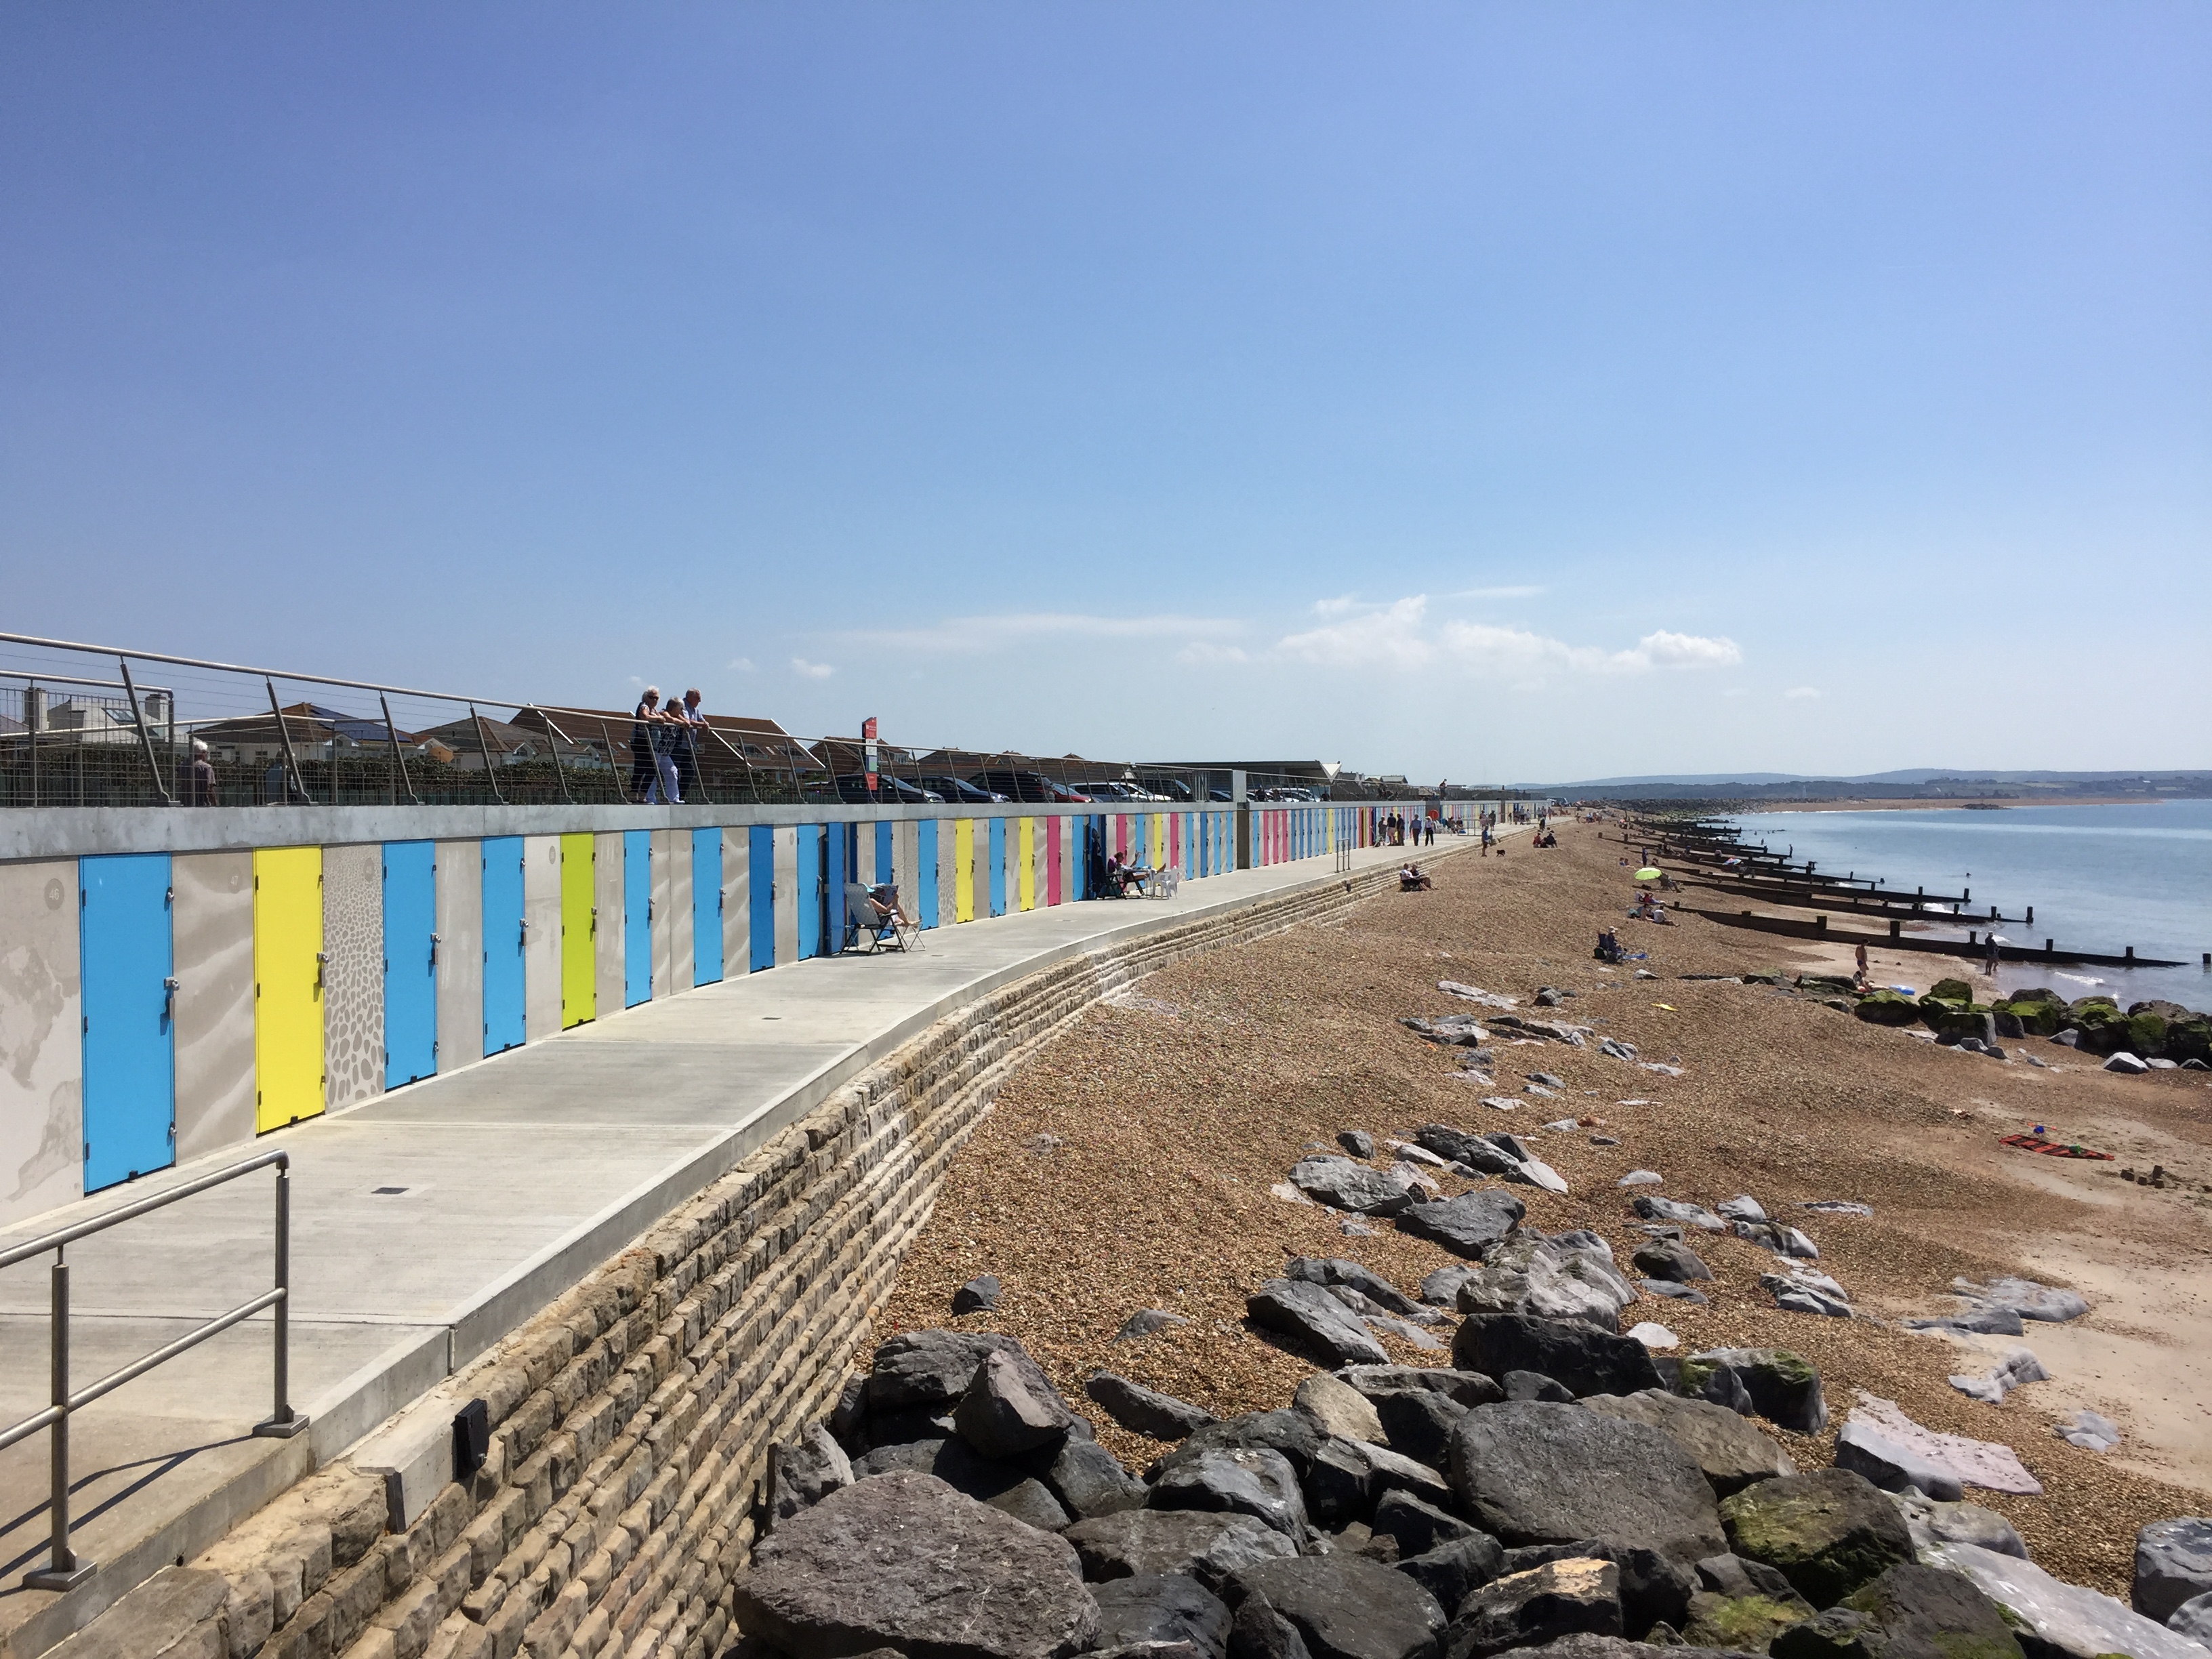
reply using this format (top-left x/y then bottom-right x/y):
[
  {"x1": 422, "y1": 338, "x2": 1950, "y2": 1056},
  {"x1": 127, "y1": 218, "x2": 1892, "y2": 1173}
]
[
  {"x1": 314, "y1": 951, "x2": 328, "y2": 994},
  {"x1": 163, "y1": 976, "x2": 180, "y2": 1028},
  {"x1": 430, "y1": 932, "x2": 441, "y2": 966}
]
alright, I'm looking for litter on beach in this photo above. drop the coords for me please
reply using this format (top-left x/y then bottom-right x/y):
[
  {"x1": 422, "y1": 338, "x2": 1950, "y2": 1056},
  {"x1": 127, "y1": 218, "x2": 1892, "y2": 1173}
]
[{"x1": 2000, "y1": 1132, "x2": 2113, "y2": 1161}]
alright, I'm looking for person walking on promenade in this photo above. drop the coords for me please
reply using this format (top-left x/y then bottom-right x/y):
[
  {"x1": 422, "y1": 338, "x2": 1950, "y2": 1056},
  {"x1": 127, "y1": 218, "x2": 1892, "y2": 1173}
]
[
  {"x1": 186, "y1": 738, "x2": 218, "y2": 805},
  {"x1": 629, "y1": 687, "x2": 661, "y2": 802}
]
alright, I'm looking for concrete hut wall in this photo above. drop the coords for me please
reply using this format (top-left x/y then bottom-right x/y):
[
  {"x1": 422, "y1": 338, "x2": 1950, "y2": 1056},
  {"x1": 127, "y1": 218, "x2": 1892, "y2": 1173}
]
[
  {"x1": 71, "y1": 853, "x2": 1417, "y2": 1659},
  {"x1": 0, "y1": 799, "x2": 1348, "y2": 1231}
]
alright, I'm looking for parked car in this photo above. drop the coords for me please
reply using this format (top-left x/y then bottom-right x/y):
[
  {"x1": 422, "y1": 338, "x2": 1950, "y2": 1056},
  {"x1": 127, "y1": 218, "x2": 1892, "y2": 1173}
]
[
  {"x1": 1207, "y1": 787, "x2": 1234, "y2": 802},
  {"x1": 920, "y1": 775, "x2": 1007, "y2": 804},
  {"x1": 833, "y1": 774, "x2": 941, "y2": 804},
  {"x1": 968, "y1": 769, "x2": 1090, "y2": 804},
  {"x1": 1080, "y1": 780, "x2": 1139, "y2": 802},
  {"x1": 1135, "y1": 777, "x2": 1194, "y2": 802}
]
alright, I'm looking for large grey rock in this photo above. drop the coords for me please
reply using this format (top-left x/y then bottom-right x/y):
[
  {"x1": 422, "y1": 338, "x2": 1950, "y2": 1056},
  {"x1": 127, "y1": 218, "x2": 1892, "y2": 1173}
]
[
  {"x1": 1631, "y1": 1240, "x2": 1713, "y2": 1284},
  {"x1": 1502, "y1": 1158, "x2": 1572, "y2": 1195},
  {"x1": 1506, "y1": 1372, "x2": 1578, "y2": 1404},
  {"x1": 1093, "y1": 1574, "x2": 1234, "y2": 1659},
  {"x1": 1680, "y1": 1349, "x2": 1828, "y2": 1433},
  {"x1": 1769, "y1": 1561, "x2": 2023, "y2": 1659},
  {"x1": 859, "y1": 1434, "x2": 1072, "y2": 1529},
  {"x1": 1761, "y1": 1269, "x2": 1854, "y2": 1319},
  {"x1": 872, "y1": 1330, "x2": 1025, "y2": 1411},
  {"x1": 1231, "y1": 1590, "x2": 1317, "y2": 1659},
  {"x1": 1837, "y1": 1421, "x2": 1965, "y2": 1503},
  {"x1": 1150, "y1": 1448, "x2": 1310, "y2": 1539},
  {"x1": 1953, "y1": 1276, "x2": 2090, "y2": 1324},
  {"x1": 769, "y1": 1425, "x2": 857, "y2": 1523},
  {"x1": 1582, "y1": 1391, "x2": 1798, "y2": 1496},
  {"x1": 1296, "y1": 1374, "x2": 1387, "y2": 1444},
  {"x1": 1633, "y1": 1195, "x2": 1727, "y2": 1233},
  {"x1": 1340, "y1": 1130, "x2": 1378, "y2": 1160},
  {"x1": 731, "y1": 1471, "x2": 1099, "y2": 1658},
  {"x1": 1301, "y1": 1435, "x2": 1454, "y2": 1528},
  {"x1": 1716, "y1": 1195, "x2": 1767, "y2": 1224},
  {"x1": 1248, "y1": 1279, "x2": 1391, "y2": 1366},
  {"x1": 2134, "y1": 1518, "x2": 2212, "y2": 1624},
  {"x1": 1398, "y1": 1535, "x2": 1508, "y2": 1616},
  {"x1": 1448, "y1": 1401, "x2": 1727, "y2": 1563},
  {"x1": 1885, "y1": 1492, "x2": 2028, "y2": 1561},
  {"x1": 1033, "y1": 1434, "x2": 1149, "y2": 1519},
  {"x1": 1340, "y1": 1366, "x2": 1503, "y2": 1412},
  {"x1": 1090, "y1": 1372, "x2": 1218, "y2": 1441},
  {"x1": 1289, "y1": 1256, "x2": 1427, "y2": 1316},
  {"x1": 958, "y1": 1346, "x2": 1080, "y2": 1459},
  {"x1": 1229, "y1": 1555, "x2": 1450, "y2": 1659},
  {"x1": 1396, "y1": 1191, "x2": 1528, "y2": 1259},
  {"x1": 1453, "y1": 1235, "x2": 1641, "y2": 1328},
  {"x1": 1719, "y1": 1469, "x2": 1913, "y2": 1607},
  {"x1": 1451, "y1": 1557, "x2": 1628, "y2": 1659},
  {"x1": 1291, "y1": 1156, "x2": 1421, "y2": 1216},
  {"x1": 2170, "y1": 1592, "x2": 2212, "y2": 1644},
  {"x1": 1452, "y1": 1313, "x2": 1664, "y2": 1399},
  {"x1": 1926, "y1": 1540, "x2": 2211, "y2": 1659},
  {"x1": 1164, "y1": 1411, "x2": 1330, "y2": 1481},
  {"x1": 1369, "y1": 1386, "x2": 1469, "y2": 1471},
  {"x1": 1842, "y1": 1397, "x2": 2041, "y2": 1497},
  {"x1": 1902, "y1": 1306, "x2": 2027, "y2": 1339},
  {"x1": 1450, "y1": 1558, "x2": 1623, "y2": 1659},
  {"x1": 1374, "y1": 1489, "x2": 1481, "y2": 1559},
  {"x1": 1417, "y1": 1124, "x2": 1525, "y2": 1176},
  {"x1": 1120, "y1": 1309, "x2": 1194, "y2": 1342},
  {"x1": 1065, "y1": 1509, "x2": 1298, "y2": 1589}
]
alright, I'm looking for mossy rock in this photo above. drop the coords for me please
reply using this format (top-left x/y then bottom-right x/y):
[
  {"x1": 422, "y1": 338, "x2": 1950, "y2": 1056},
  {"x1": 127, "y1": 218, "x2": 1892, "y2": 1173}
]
[
  {"x1": 2127, "y1": 1012, "x2": 2169, "y2": 1057},
  {"x1": 2067, "y1": 1001, "x2": 2133, "y2": 1056},
  {"x1": 1928, "y1": 978, "x2": 1978, "y2": 1005},
  {"x1": 1990, "y1": 993, "x2": 2066, "y2": 1037},
  {"x1": 2165, "y1": 1015, "x2": 2212, "y2": 1064},
  {"x1": 1800, "y1": 975, "x2": 1858, "y2": 995},
  {"x1": 1771, "y1": 1563, "x2": 2024, "y2": 1659},
  {"x1": 1856, "y1": 991, "x2": 1920, "y2": 1027},
  {"x1": 1685, "y1": 1592, "x2": 1813, "y2": 1650},
  {"x1": 1720, "y1": 1468, "x2": 1914, "y2": 1608}
]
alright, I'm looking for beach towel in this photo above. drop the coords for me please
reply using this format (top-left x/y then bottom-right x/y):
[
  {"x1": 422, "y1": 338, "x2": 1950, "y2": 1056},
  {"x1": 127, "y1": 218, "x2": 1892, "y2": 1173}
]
[{"x1": 2000, "y1": 1132, "x2": 2112, "y2": 1161}]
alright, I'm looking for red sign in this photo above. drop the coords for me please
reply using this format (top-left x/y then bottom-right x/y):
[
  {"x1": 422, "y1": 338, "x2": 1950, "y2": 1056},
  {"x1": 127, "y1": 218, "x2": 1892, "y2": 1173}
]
[{"x1": 863, "y1": 716, "x2": 879, "y2": 792}]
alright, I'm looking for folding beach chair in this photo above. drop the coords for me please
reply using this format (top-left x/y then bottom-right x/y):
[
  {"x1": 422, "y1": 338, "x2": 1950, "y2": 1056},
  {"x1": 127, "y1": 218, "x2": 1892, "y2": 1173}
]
[{"x1": 842, "y1": 882, "x2": 918, "y2": 954}]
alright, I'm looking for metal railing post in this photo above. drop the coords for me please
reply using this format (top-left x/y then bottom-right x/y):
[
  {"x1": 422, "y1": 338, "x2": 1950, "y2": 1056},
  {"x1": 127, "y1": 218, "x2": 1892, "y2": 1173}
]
[
  {"x1": 470, "y1": 703, "x2": 506, "y2": 805},
  {"x1": 382, "y1": 694, "x2": 419, "y2": 805},
  {"x1": 118, "y1": 658, "x2": 175, "y2": 808},
  {"x1": 25, "y1": 1254, "x2": 92, "y2": 1591},
  {"x1": 256, "y1": 1165, "x2": 306, "y2": 1438},
  {"x1": 266, "y1": 678, "x2": 311, "y2": 804}
]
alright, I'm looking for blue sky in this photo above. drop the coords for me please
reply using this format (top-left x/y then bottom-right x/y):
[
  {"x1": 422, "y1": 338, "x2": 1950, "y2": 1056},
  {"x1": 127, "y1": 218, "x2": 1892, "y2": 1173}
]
[{"x1": 4, "y1": 3, "x2": 2207, "y2": 781}]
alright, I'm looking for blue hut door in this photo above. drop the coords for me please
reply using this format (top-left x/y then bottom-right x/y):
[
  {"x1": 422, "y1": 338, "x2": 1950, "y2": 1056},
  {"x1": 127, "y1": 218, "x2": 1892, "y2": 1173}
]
[
  {"x1": 624, "y1": 829, "x2": 652, "y2": 1004},
  {"x1": 80, "y1": 853, "x2": 176, "y2": 1191},
  {"x1": 692, "y1": 828, "x2": 722, "y2": 985},
  {"x1": 481, "y1": 836, "x2": 526, "y2": 1055},
  {"x1": 382, "y1": 840, "x2": 437, "y2": 1086}
]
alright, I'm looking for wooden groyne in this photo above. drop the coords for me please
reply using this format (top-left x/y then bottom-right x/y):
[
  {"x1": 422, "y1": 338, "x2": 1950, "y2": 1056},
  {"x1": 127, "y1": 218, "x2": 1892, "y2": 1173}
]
[{"x1": 1685, "y1": 907, "x2": 2186, "y2": 970}]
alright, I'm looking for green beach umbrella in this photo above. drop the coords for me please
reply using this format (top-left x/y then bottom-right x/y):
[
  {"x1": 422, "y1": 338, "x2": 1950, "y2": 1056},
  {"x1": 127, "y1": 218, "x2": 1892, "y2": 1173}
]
[{"x1": 1634, "y1": 867, "x2": 1662, "y2": 881}]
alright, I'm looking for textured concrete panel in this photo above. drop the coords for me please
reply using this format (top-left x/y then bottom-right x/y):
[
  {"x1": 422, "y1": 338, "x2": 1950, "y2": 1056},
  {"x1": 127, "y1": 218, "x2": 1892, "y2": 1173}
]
[
  {"x1": 434, "y1": 840, "x2": 481, "y2": 1076},
  {"x1": 322, "y1": 843, "x2": 384, "y2": 1112},
  {"x1": 650, "y1": 829, "x2": 674, "y2": 998},
  {"x1": 773, "y1": 826, "x2": 799, "y2": 966},
  {"x1": 523, "y1": 834, "x2": 562, "y2": 1042},
  {"x1": 721, "y1": 830, "x2": 748, "y2": 977},
  {"x1": 894, "y1": 819, "x2": 918, "y2": 918},
  {"x1": 0, "y1": 861, "x2": 83, "y2": 1227},
  {"x1": 173, "y1": 851, "x2": 255, "y2": 1163},
  {"x1": 668, "y1": 827, "x2": 693, "y2": 992},
  {"x1": 939, "y1": 819, "x2": 959, "y2": 925},
  {"x1": 594, "y1": 831, "x2": 624, "y2": 1022}
]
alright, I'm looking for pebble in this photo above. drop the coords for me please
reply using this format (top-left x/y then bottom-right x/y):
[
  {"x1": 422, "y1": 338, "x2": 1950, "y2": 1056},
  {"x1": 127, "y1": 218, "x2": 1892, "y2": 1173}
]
[
  {"x1": 1339, "y1": 1220, "x2": 1377, "y2": 1236},
  {"x1": 1480, "y1": 1097, "x2": 1520, "y2": 1112},
  {"x1": 1803, "y1": 1200, "x2": 1874, "y2": 1216},
  {"x1": 1626, "y1": 1322, "x2": 1679, "y2": 1349},
  {"x1": 1542, "y1": 1119, "x2": 1578, "y2": 1132},
  {"x1": 1114, "y1": 1309, "x2": 1191, "y2": 1341},
  {"x1": 1523, "y1": 1084, "x2": 1557, "y2": 1099},
  {"x1": 1618, "y1": 1170, "x2": 1664, "y2": 1187},
  {"x1": 2057, "y1": 1410, "x2": 2121, "y2": 1452},
  {"x1": 1590, "y1": 1134, "x2": 1620, "y2": 1146},
  {"x1": 1528, "y1": 1072, "x2": 1565, "y2": 1089}
]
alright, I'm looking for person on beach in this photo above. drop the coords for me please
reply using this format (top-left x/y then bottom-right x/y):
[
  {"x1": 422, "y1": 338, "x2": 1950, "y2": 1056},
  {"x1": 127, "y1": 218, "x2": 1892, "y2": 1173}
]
[
  {"x1": 1986, "y1": 932, "x2": 2001, "y2": 979},
  {"x1": 629, "y1": 687, "x2": 661, "y2": 801},
  {"x1": 1399, "y1": 863, "x2": 1431, "y2": 890},
  {"x1": 1854, "y1": 943, "x2": 1870, "y2": 992},
  {"x1": 1595, "y1": 928, "x2": 1624, "y2": 963}
]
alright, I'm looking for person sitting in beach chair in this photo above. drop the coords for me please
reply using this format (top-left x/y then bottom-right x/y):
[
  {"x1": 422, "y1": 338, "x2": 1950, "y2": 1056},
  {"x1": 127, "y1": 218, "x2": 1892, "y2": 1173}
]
[
  {"x1": 1595, "y1": 928, "x2": 1624, "y2": 963},
  {"x1": 842, "y1": 881, "x2": 918, "y2": 953},
  {"x1": 1399, "y1": 863, "x2": 1432, "y2": 891}
]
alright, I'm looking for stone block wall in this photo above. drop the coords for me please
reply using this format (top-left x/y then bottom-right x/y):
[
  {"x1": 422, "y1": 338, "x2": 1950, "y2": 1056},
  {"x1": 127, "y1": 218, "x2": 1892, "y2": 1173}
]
[{"x1": 62, "y1": 865, "x2": 1408, "y2": 1659}]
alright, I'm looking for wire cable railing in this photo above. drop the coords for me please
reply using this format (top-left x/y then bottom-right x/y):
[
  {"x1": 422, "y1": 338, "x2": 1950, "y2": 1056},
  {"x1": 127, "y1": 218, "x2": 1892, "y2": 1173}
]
[
  {"x1": 0, "y1": 1149, "x2": 304, "y2": 1591},
  {"x1": 0, "y1": 632, "x2": 1464, "y2": 810}
]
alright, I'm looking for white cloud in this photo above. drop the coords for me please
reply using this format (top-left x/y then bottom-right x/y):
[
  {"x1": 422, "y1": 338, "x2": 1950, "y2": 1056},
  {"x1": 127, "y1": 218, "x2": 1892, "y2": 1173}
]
[
  {"x1": 1279, "y1": 596, "x2": 1435, "y2": 668},
  {"x1": 792, "y1": 657, "x2": 836, "y2": 679},
  {"x1": 1785, "y1": 685, "x2": 1821, "y2": 699},
  {"x1": 1178, "y1": 640, "x2": 1251, "y2": 666},
  {"x1": 1448, "y1": 585, "x2": 1547, "y2": 600},
  {"x1": 1633, "y1": 630, "x2": 1743, "y2": 670},
  {"x1": 727, "y1": 657, "x2": 757, "y2": 673}
]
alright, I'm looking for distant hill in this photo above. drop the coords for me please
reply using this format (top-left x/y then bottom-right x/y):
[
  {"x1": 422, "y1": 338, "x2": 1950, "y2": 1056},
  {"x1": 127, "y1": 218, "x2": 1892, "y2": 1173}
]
[{"x1": 1508, "y1": 769, "x2": 2212, "y2": 802}]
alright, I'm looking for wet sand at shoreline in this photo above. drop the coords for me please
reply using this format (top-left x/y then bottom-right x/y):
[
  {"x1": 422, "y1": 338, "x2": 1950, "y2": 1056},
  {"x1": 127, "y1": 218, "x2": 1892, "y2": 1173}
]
[{"x1": 879, "y1": 823, "x2": 2212, "y2": 1595}]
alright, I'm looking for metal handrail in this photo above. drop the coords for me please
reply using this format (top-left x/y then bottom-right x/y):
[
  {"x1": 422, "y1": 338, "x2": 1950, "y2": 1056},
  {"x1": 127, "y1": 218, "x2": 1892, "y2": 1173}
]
[{"x1": 0, "y1": 1149, "x2": 304, "y2": 1593}]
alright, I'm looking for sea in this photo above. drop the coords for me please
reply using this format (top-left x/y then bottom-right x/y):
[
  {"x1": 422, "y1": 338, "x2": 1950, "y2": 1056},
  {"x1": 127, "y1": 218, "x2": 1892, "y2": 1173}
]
[{"x1": 1719, "y1": 799, "x2": 2212, "y2": 1013}]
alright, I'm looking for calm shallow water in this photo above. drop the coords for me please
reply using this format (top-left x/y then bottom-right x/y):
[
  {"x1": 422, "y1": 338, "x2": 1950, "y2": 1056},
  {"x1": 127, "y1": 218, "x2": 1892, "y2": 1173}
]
[{"x1": 1723, "y1": 800, "x2": 2212, "y2": 1011}]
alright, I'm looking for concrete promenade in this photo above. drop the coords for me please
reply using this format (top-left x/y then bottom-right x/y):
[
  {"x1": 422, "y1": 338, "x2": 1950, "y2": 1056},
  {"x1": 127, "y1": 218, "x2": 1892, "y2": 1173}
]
[{"x1": 0, "y1": 836, "x2": 1458, "y2": 1653}]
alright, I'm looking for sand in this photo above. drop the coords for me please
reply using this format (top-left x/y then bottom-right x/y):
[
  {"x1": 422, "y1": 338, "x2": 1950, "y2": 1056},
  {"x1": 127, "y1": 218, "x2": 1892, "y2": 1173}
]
[{"x1": 877, "y1": 821, "x2": 2212, "y2": 1596}]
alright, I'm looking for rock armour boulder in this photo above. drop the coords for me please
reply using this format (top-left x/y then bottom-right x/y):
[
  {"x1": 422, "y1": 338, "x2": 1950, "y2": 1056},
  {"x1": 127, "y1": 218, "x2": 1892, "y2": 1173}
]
[
  {"x1": 1452, "y1": 1312, "x2": 1664, "y2": 1398},
  {"x1": 732, "y1": 1470, "x2": 1100, "y2": 1659}
]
